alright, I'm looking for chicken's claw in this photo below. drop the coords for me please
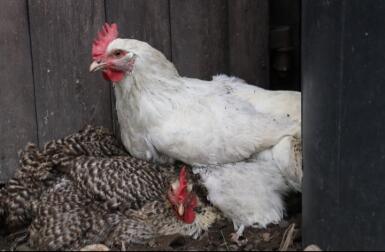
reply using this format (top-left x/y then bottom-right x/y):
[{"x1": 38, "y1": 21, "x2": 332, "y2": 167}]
[{"x1": 230, "y1": 232, "x2": 248, "y2": 246}]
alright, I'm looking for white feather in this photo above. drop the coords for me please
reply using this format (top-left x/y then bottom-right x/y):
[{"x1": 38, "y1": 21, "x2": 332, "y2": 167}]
[{"x1": 193, "y1": 135, "x2": 302, "y2": 229}]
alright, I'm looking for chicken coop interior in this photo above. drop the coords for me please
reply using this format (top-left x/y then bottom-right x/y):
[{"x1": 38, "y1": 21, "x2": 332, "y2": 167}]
[{"x1": 1, "y1": 0, "x2": 385, "y2": 251}]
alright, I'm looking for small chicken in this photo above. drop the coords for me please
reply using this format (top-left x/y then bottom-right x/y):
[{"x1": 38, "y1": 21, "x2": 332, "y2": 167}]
[
  {"x1": 0, "y1": 125, "x2": 125, "y2": 233},
  {"x1": 29, "y1": 166, "x2": 219, "y2": 250},
  {"x1": 104, "y1": 167, "x2": 219, "y2": 249},
  {"x1": 193, "y1": 135, "x2": 302, "y2": 245}
]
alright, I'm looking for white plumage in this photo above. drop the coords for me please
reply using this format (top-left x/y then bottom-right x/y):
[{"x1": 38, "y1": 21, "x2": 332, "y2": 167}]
[
  {"x1": 108, "y1": 39, "x2": 301, "y2": 165},
  {"x1": 90, "y1": 31, "x2": 302, "y2": 243},
  {"x1": 193, "y1": 135, "x2": 302, "y2": 242}
]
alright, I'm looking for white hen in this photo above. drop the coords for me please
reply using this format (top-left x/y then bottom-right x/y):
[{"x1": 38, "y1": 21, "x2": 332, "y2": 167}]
[{"x1": 89, "y1": 23, "x2": 302, "y2": 242}]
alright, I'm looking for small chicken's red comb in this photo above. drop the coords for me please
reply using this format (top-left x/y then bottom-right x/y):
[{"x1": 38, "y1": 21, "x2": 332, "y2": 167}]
[
  {"x1": 176, "y1": 166, "x2": 188, "y2": 200},
  {"x1": 92, "y1": 23, "x2": 118, "y2": 60}
]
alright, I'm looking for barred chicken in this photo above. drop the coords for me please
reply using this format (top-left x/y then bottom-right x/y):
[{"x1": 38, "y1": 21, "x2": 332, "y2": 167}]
[
  {"x1": 1, "y1": 126, "x2": 218, "y2": 250},
  {"x1": 103, "y1": 167, "x2": 219, "y2": 249},
  {"x1": 29, "y1": 166, "x2": 219, "y2": 250}
]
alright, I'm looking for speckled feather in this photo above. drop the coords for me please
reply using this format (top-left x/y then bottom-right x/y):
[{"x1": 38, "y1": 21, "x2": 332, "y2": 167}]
[
  {"x1": 0, "y1": 125, "x2": 218, "y2": 250},
  {"x1": 29, "y1": 161, "x2": 218, "y2": 250},
  {"x1": 29, "y1": 178, "x2": 121, "y2": 251},
  {"x1": 104, "y1": 200, "x2": 219, "y2": 250},
  {"x1": 60, "y1": 155, "x2": 175, "y2": 210},
  {"x1": 0, "y1": 125, "x2": 126, "y2": 232}
]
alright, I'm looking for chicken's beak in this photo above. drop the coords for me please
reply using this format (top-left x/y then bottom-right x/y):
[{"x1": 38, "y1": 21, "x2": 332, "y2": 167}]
[
  {"x1": 177, "y1": 204, "x2": 184, "y2": 216},
  {"x1": 89, "y1": 61, "x2": 107, "y2": 72}
]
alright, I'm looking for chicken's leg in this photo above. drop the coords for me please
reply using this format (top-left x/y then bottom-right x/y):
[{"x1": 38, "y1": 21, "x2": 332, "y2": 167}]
[{"x1": 230, "y1": 224, "x2": 248, "y2": 246}]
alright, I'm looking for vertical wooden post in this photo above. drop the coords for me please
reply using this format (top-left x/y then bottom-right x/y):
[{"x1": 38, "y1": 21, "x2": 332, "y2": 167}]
[{"x1": 303, "y1": 0, "x2": 385, "y2": 249}]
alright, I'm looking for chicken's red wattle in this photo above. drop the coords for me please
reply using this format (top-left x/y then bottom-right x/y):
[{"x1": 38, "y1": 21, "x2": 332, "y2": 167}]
[{"x1": 103, "y1": 69, "x2": 125, "y2": 82}]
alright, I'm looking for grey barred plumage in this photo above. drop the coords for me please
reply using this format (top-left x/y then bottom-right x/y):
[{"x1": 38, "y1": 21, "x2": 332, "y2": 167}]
[
  {"x1": 1, "y1": 125, "x2": 219, "y2": 250},
  {"x1": 61, "y1": 156, "x2": 175, "y2": 211},
  {"x1": 29, "y1": 177, "x2": 121, "y2": 251},
  {"x1": 28, "y1": 155, "x2": 219, "y2": 250},
  {"x1": 0, "y1": 125, "x2": 126, "y2": 232}
]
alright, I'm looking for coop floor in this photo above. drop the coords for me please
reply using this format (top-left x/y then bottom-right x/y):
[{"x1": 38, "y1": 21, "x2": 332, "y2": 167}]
[{"x1": 0, "y1": 194, "x2": 301, "y2": 251}]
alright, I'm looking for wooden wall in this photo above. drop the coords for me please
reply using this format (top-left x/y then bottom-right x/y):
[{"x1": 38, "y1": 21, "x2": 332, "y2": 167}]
[{"x1": 0, "y1": 0, "x2": 269, "y2": 182}]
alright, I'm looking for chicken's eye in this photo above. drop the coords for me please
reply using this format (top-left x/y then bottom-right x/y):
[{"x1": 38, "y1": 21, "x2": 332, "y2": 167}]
[
  {"x1": 194, "y1": 206, "x2": 202, "y2": 213},
  {"x1": 113, "y1": 50, "x2": 124, "y2": 58}
]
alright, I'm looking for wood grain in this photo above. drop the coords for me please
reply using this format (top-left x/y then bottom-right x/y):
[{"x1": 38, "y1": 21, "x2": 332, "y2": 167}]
[
  {"x1": 106, "y1": 0, "x2": 171, "y2": 59},
  {"x1": 170, "y1": 0, "x2": 228, "y2": 79},
  {"x1": 28, "y1": 0, "x2": 112, "y2": 144},
  {"x1": 228, "y1": 0, "x2": 269, "y2": 87},
  {"x1": 0, "y1": 0, "x2": 38, "y2": 181}
]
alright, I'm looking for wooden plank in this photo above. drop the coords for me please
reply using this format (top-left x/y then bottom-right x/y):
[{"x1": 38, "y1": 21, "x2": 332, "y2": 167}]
[
  {"x1": 0, "y1": 0, "x2": 38, "y2": 181},
  {"x1": 105, "y1": 0, "x2": 172, "y2": 138},
  {"x1": 106, "y1": 0, "x2": 171, "y2": 59},
  {"x1": 28, "y1": 0, "x2": 111, "y2": 144},
  {"x1": 228, "y1": 0, "x2": 269, "y2": 87},
  {"x1": 170, "y1": 0, "x2": 228, "y2": 79}
]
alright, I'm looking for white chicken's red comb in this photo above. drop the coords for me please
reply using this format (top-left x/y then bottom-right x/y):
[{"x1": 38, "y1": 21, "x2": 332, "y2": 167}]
[{"x1": 92, "y1": 23, "x2": 118, "y2": 60}]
